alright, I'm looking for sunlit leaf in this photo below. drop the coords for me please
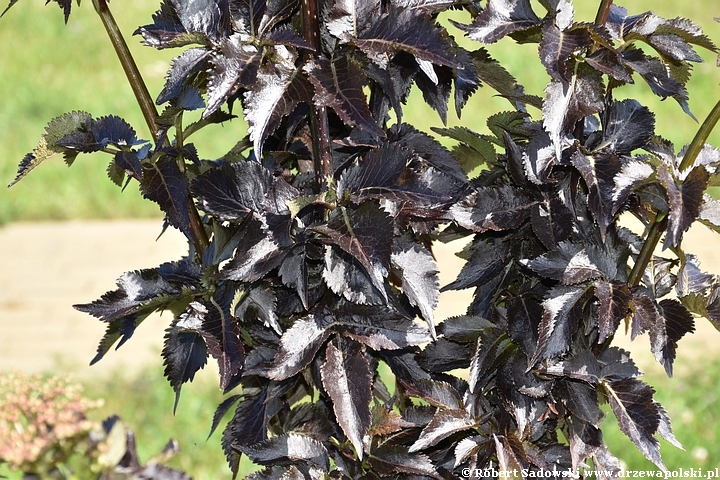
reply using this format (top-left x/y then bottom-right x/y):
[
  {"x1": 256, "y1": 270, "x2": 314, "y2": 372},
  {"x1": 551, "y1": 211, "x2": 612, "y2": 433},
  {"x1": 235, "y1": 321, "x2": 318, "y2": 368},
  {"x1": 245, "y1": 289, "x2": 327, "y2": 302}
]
[
  {"x1": 320, "y1": 340, "x2": 372, "y2": 459},
  {"x1": 452, "y1": 0, "x2": 540, "y2": 44}
]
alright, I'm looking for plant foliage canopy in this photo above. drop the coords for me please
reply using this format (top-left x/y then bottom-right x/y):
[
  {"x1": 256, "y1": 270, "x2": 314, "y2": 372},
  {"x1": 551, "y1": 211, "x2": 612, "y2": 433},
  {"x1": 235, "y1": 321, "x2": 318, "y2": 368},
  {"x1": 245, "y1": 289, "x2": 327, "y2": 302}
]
[{"x1": 4, "y1": 0, "x2": 720, "y2": 477}]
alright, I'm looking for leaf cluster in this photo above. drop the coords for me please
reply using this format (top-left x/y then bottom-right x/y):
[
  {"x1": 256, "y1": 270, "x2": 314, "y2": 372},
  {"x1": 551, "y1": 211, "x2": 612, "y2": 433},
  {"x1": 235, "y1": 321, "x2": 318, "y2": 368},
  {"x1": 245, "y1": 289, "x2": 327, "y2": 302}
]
[{"x1": 4, "y1": 0, "x2": 720, "y2": 478}]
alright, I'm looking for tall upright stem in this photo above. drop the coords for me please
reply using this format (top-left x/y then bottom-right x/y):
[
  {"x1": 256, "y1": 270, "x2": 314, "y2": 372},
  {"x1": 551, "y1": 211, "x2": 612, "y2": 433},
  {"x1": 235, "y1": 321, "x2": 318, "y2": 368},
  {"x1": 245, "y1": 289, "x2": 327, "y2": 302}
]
[
  {"x1": 301, "y1": 0, "x2": 332, "y2": 191},
  {"x1": 93, "y1": 0, "x2": 159, "y2": 140},
  {"x1": 594, "y1": 0, "x2": 614, "y2": 26},
  {"x1": 93, "y1": 0, "x2": 209, "y2": 254}
]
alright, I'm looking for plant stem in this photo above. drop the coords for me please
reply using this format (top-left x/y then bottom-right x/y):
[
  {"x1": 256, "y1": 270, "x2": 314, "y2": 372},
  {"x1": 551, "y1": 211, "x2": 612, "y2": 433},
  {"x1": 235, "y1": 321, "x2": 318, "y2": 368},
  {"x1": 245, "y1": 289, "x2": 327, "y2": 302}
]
[
  {"x1": 627, "y1": 212, "x2": 665, "y2": 287},
  {"x1": 93, "y1": 0, "x2": 159, "y2": 140},
  {"x1": 93, "y1": 0, "x2": 209, "y2": 254},
  {"x1": 679, "y1": 99, "x2": 720, "y2": 172},
  {"x1": 627, "y1": 99, "x2": 720, "y2": 287},
  {"x1": 301, "y1": 0, "x2": 332, "y2": 191},
  {"x1": 594, "y1": 0, "x2": 614, "y2": 26}
]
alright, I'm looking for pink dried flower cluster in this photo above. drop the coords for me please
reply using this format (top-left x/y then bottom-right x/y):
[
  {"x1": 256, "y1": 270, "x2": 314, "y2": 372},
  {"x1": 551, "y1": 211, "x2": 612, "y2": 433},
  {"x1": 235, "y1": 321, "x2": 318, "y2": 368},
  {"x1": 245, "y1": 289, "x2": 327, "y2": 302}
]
[{"x1": 0, "y1": 372, "x2": 103, "y2": 474}]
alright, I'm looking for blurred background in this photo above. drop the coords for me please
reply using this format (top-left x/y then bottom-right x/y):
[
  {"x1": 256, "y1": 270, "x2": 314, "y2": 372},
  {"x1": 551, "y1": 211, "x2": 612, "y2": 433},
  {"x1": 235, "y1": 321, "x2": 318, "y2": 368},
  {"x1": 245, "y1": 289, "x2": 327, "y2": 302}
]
[{"x1": 0, "y1": 0, "x2": 719, "y2": 477}]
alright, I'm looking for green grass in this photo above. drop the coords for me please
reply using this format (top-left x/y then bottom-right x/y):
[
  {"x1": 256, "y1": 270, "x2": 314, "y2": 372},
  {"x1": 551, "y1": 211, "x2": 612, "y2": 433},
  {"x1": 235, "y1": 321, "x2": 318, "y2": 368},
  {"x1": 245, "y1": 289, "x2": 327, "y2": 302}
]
[{"x1": 1, "y1": 0, "x2": 719, "y2": 223}]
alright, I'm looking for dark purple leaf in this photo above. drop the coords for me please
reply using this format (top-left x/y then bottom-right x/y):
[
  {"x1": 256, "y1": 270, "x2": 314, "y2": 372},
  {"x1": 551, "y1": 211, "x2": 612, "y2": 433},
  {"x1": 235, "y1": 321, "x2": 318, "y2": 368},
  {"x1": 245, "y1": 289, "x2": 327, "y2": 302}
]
[
  {"x1": 493, "y1": 434, "x2": 527, "y2": 473},
  {"x1": 339, "y1": 142, "x2": 451, "y2": 207},
  {"x1": 451, "y1": 184, "x2": 535, "y2": 232},
  {"x1": 539, "y1": 21, "x2": 593, "y2": 84},
  {"x1": 282, "y1": 402, "x2": 335, "y2": 440},
  {"x1": 630, "y1": 286, "x2": 662, "y2": 340},
  {"x1": 206, "y1": 34, "x2": 261, "y2": 117},
  {"x1": 676, "y1": 254, "x2": 716, "y2": 297},
  {"x1": 400, "y1": 378, "x2": 463, "y2": 410},
  {"x1": 604, "y1": 378, "x2": 666, "y2": 471},
  {"x1": 594, "y1": 280, "x2": 631, "y2": 343},
  {"x1": 135, "y1": 0, "x2": 193, "y2": 49},
  {"x1": 597, "y1": 99, "x2": 655, "y2": 154},
  {"x1": 199, "y1": 295, "x2": 244, "y2": 390},
  {"x1": 598, "y1": 347, "x2": 641, "y2": 381},
  {"x1": 235, "y1": 283, "x2": 281, "y2": 334},
  {"x1": 506, "y1": 294, "x2": 541, "y2": 357},
  {"x1": 90, "y1": 317, "x2": 140, "y2": 365},
  {"x1": 543, "y1": 67, "x2": 604, "y2": 160},
  {"x1": 356, "y1": 8, "x2": 461, "y2": 69},
  {"x1": 218, "y1": 219, "x2": 287, "y2": 282},
  {"x1": 323, "y1": 247, "x2": 386, "y2": 305},
  {"x1": 611, "y1": 160, "x2": 654, "y2": 215},
  {"x1": 141, "y1": 155, "x2": 193, "y2": 240},
  {"x1": 158, "y1": 48, "x2": 211, "y2": 105},
  {"x1": 523, "y1": 241, "x2": 604, "y2": 285},
  {"x1": 222, "y1": 386, "x2": 277, "y2": 474},
  {"x1": 305, "y1": 56, "x2": 384, "y2": 138},
  {"x1": 453, "y1": 47, "x2": 481, "y2": 117},
  {"x1": 585, "y1": 48, "x2": 634, "y2": 83},
  {"x1": 326, "y1": 0, "x2": 381, "y2": 42},
  {"x1": 232, "y1": 0, "x2": 266, "y2": 36},
  {"x1": 415, "y1": 63, "x2": 453, "y2": 124},
  {"x1": 315, "y1": 202, "x2": 393, "y2": 298},
  {"x1": 452, "y1": 0, "x2": 541, "y2": 44},
  {"x1": 391, "y1": 234, "x2": 439, "y2": 331},
  {"x1": 561, "y1": 380, "x2": 603, "y2": 426},
  {"x1": 74, "y1": 269, "x2": 180, "y2": 322},
  {"x1": 338, "y1": 304, "x2": 433, "y2": 350},
  {"x1": 605, "y1": 5, "x2": 650, "y2": 42},
  {"x1": 658, "y1": 164, "x2": 708, "y2": 248},
  {"x1": 246, "y1": 313, "x2": 334, "y2": 380},
  {"x1": 240, "y1": 434, "x2": 329, "y2": 470},
  {"x1": 57, "y1": 115, "x2": 142, "y2": 153},
  {"x1": 136, "y1": 0, "x2": 228, "y2": 48},
  {"x1": 531, "y1": 194, "x2": 574, "y2": 250},
  {"x1": 574, "y1": 424, "x2": 610, "y2": 474},
  {"x1": 619, "y1": 49, "x2": 693, "y2": 118},
  {"x1": 320, "y1": 340, "x2": 372, "y2": 458},
  {"x1": 389, "y1": 123, "x2": 467, "y2": 183},
  {"x1": 163, "y1": 303, "x2": 209, "y2": 412},
  {"x1": 438, "y1": 315, "x2": 494, "y2": 344},
  {"x1": 523, "y1": 125, "x2": 556, "y2": 184},
  {"x1": 368, "y1": 444, "x2": 441, "y2": 479},
  {"x1": 257, "y1": 0, "x2": 297, "y2": 36},
  {"x1": 244, "y1": 55, "x2": 313, "y2": 159},
  {"x1": 208, "y1": 394, "x2": 241, "y2": 440},
  {"x1": 529, "y1": 285, "x2": 588, "y2": 367},
  {"x1": 649, "y1": 34, "x2": 703, "y2": 63},
  {"x1": 169, "y1": 0, "x2": 230, "y2": 43},
  {"x1": 442, "y1": 237, "x2": 507, "y2": 292},
  {"x1": 571, "y1": 150, "x2": 621, "y2": 240},
  {"x1": 649, "y1": 299, "x2": 695, "y2": 377},
  {"x1": 91, "y1": 115, "x2": 141, "y2": 147},
  {"x1": 644, "y1": 256, "x2": 675, "y2": 299},
  {"x1": 192, "y1": 160, "x2": 297, "y2": 221},
  {"x1": 418, "y1": 338, "x2": 474, "y2": 372},
  {"x1": 409, "y1": 409, "x2": 477, "y2": 452}
]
